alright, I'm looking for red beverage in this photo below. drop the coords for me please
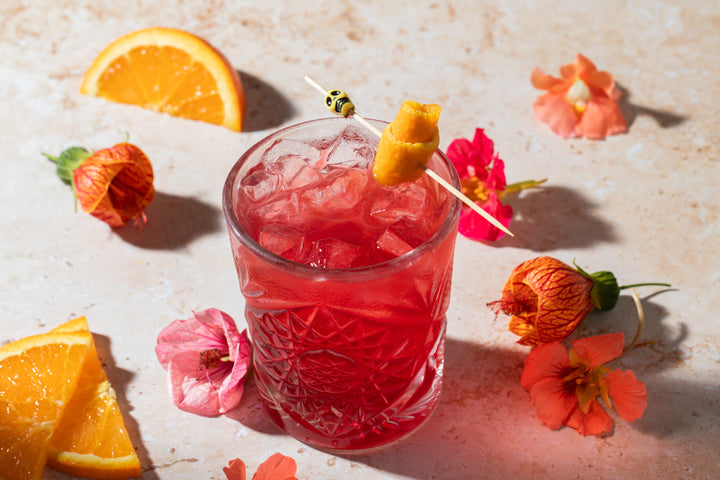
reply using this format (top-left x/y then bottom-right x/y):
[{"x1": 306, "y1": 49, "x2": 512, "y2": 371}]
[{"x1": 223, "y1": 117, "x2": 460, "y2": 452}]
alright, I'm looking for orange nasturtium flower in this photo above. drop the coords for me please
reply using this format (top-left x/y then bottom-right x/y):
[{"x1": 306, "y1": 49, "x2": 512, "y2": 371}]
[
  {"x1": 521, "y1": 332, "x2": 647, "y2": 436},
  {"x1": 224, "y1": 453, "x2": 298, "y2": 480},
  {"x1": 44, "y1": 142, "x2": 155, "y2": 227},
  {"x1": 531, "y1": 53, "x2": 627, "y2": 139}
]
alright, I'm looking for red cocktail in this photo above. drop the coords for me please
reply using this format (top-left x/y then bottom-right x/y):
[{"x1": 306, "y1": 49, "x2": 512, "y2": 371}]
[{"x1": 222, "y1": 117, "x2": 460, "y2": 452}]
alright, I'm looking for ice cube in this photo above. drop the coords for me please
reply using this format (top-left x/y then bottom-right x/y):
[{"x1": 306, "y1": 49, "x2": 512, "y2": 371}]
[
  {"x1": 370, "y1": 181, "x2": 431, "y2": 226},
  {"x1": 257, "y1": 224, "x2": 307, "y2": 262},
  {"x1": 262, "y1": 137, "x2": 324, "y2": 167},
  {"x1": 325, "y1": 126, "x2": 375, "y2": 168},
  {"x1": 240, "y1": 163, "x2": 279, "y2": 203},
  {"x1": 270, "y1": 154, "x2": 321, "y2": 190},
  {"x1": 307, "y1": 238, "x2": 364, "y2": 269},
  {"x1": 375, "y1": 228, "x2": 414, "y2": 258}
]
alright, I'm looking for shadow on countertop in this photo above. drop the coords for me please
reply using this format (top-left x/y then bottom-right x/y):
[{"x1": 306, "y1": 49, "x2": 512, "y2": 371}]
[
  {"x1": 114, "y1": 191, "x2": 223, "y2": 250},
  {"x1": 237, "y1": 70, "x2": 296, "y2": 132},
  {"x1": 616, "y1": 82, "x2": 687, "y2": 129},
  {"x1": 492, "y1": 185, "x2": 618, "y2": 251}
]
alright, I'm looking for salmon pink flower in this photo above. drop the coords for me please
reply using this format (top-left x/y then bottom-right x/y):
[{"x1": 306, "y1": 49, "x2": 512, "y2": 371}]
[
  {"x1": 447, "y1": 129, "x2": 544, "y2": 241},
  {"x1": 44, "y1": 142, "x2": 155, "y2": 227},
  {"x1": 531, "y1": 54, "x2": 627, "y2": 139},
  {"x1": 155, "y1": 308, "x2": 251, "y2": 416},
  {"x1": 224, "y1": 453, "x2": 298, "y2": 480},
  {"x1": 521, "y1": 332, "x2": 647, "y2": 436}
]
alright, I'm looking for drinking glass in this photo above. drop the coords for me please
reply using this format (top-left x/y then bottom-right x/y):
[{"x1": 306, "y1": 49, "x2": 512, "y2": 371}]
[{"x1": 222, "y1": 117, "x2": 461, "y2": 452}]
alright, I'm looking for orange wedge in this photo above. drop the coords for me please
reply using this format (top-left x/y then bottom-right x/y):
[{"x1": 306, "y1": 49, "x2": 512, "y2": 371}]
[
  {"x1": 47, "y1": 317, "x2": 141, "y2": 479},
  {"x1": 0, "y1": 329, "x2": 92, "y2": 480},
  {"x1": 80, "y1": 27, "x2": 245, "y2": 131}
]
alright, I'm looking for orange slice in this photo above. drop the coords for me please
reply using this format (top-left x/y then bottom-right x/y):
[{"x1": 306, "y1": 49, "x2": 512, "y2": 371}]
[
  {"x1": 47, "y1": 317, "x2": 141, "y2": 479},
  {"x1": 80, "y1": 27, "x2": 245, "y2": 131},
  {"x1": 372, "y1": 100, "x2": 441, "y2": 186},
  {"x1": 0, "y1": 329, "x2": 92, "y2": 480}
]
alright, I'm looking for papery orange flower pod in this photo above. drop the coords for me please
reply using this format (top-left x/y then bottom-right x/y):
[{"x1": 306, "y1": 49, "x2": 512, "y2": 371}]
[
  {"x1": 44, "y1": 142, "x2": 155, "y2": 227},
  {"x1": 73, "y1": 143, "x2": 155, "y2": 227},
  {"x1": 489, "y1": 257, "x2": 595, "y2": 346}
]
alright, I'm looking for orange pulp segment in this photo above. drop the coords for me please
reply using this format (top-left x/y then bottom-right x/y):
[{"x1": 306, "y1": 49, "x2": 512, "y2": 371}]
[
  {"x1": 47, "y1": 317, "x2": 141, "y2": 479},
  {"x1": 80, "y1": 27, "x2": 245, "y2": 132},
  {"x1": 372, "y1": 100, "x2": 441, "y2": 186},
  {"x1": 0, "y1": 330, "x2": 92, "y2": 480}
]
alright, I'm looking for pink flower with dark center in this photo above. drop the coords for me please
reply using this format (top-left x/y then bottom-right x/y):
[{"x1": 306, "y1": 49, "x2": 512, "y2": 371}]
[
  {"x1": 446, "y1": 128, "x2": 513, "y2": 241},
  {"x1": 156, "y1": 308, "x2": 251, "y2": 416}
]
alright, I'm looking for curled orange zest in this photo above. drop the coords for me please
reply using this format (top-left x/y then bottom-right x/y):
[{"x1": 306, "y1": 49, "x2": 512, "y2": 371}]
[{"x1": 531, "y1": 54, "x2": 627, "y2": 139}]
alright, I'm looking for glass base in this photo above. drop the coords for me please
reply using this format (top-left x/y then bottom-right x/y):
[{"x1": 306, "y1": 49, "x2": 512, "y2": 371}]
[{"x1": 255, "y1": 321, "x2": 446, "y2": 453}]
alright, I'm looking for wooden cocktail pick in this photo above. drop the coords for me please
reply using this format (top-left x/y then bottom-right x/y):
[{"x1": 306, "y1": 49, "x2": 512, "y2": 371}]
[{"x1": 304, "y1": 76, "x2": 514, "y2": 237}]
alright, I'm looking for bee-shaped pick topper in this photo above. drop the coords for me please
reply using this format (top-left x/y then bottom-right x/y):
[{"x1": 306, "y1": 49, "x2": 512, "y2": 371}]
[{"x1": 325, "y1": 89, "x2": 355, "y2": 117}]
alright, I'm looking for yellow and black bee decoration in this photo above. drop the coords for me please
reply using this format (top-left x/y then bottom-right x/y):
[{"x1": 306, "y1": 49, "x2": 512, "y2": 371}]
[{"x1": 325, "y1": 89, "x2": 355, "y2": 117}]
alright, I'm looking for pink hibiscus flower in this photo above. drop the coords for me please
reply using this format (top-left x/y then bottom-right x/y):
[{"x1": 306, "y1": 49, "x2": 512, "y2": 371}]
[
  {"x1": 446, "y1": 128, "x2": 514, "y2": 241},
  {"x1": 521, "y1": 332, "x2": 647, "y2": 436},
  {"x1": 156, "y1": 308, "x2": 251, "y2": 416}
]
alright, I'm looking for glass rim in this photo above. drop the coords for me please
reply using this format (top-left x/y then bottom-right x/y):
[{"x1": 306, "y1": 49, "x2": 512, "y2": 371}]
[{"x1": 222, "y1": 116, "x2": 462, "y2": 281}]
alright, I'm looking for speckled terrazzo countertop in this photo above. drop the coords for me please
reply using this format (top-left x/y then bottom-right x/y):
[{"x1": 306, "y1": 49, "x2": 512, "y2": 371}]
[{"x1": 1, "y1": 1, "x2": 718, "y2": 479}]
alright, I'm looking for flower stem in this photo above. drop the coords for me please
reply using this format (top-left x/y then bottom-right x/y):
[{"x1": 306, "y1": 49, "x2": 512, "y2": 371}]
[
  {"x1": 502, "y1": 178, "x2": 548, "y2": 196},
  {"x1": 619, "y1": 282, "x2": 671, "y2": 290},
  {"x1": 622, "y1": 289, "x2": 644, "y2": 356}
]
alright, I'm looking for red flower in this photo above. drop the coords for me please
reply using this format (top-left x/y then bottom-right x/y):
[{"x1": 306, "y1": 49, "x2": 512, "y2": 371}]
[
  {"x1": 44, "y1": 143, "x2": 155, "y2": 227},
  {"x1": 489, "y1": 257, "x2": 596, "y2": 345},
  {"x1": 446, "y1": 128, "x2": 513, "y2": 241},
  {"x1": 531, "y1": 54, "x2": 627, "y2": 139},
  {"x1": 224, "y1": 453, "x2": 298, "y2": 480},
  {"x1": 521, "y1": 332, "x2": 647, "y2": 436}
]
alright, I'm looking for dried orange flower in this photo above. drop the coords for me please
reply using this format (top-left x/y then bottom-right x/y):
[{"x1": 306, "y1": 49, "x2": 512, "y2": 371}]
[
  {"x1": 44, "y1": 142, "x2": 155, "y2": 227},
  {"x1": 489, "y1": 257, "x2": 670, "y2": 346},
  {"x1": 531, "y1": 54, "x2": 627, "y2": 139},
  {"x1": 224, "y1": 453, "x2": 298, "y2": 480}
]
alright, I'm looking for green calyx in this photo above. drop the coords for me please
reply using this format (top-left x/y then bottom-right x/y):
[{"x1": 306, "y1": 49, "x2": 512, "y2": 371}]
[
  {"x1": 575, "y1": 263, "x2": 620, "y2": 311},
  {"x1": 43, "y1": 147, "x2": 92, "y2": 185}
]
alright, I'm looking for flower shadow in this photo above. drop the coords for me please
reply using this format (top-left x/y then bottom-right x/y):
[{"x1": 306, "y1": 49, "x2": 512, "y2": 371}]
[
  {"x1": 93, "y1": 334, "x2": 160, "y2": 480},
  {"x1": 238, "y1": 70, "x2": 296, "y2": 132},
  {"x1": 615, "y1": 82, "x2": 687, "y2": 129},
  {"x1": 114, "y1": 191, "x2": 223, "y2": 250},
  {"x1": 494, "y1": 185, "x2": 617, "y2": 251}
]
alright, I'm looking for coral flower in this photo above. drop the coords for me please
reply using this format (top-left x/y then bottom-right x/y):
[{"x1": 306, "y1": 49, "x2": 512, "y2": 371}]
[
  {"x1": 224, "y1": 453, "x2": 298, "y2": 480},
  {"x1": 155, "y1": 308, "x2": 251, "y2": 416},
  {"x1": 521, "y1": 332, "x2": 647, "y2": 436},
  {"x1": 489, "y1": 257, "x2": 596, "y2": 345},
  {"x1": 531, "y1": 54, "x2": 627, "y2": 139},
  {"x1": 44, "y1": 143, "x2": 155, "y2": 227},
  {"x1": 446, "y1": 128, "x2": 513, "y2": 241}
]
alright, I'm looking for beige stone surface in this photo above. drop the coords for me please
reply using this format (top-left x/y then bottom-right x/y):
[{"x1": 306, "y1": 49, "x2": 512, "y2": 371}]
[{"x1": 1, "y1": 1, "x2": 718, "y2": 479}]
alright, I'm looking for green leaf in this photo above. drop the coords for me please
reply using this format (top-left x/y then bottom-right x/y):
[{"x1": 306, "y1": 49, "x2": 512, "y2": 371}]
[{"x1": 43, "y1": 147, "x2": 92, "y2": 185}]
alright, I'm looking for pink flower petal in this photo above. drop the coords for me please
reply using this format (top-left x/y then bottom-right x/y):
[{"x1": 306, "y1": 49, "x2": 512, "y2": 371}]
[
  {"x1": 575, "y1": 95, "x2": 627, "y2": 139},
  {"x1": 528, "y1": 377, "x2": 577, "y2": 430},
  {"x1": 521, "y1": 341, "x2": 571, "y2": 391},
  {"x1": 253, "y1": 453, "x2": 298, "y2": 480},
  {"x1": 533, "y1": 93, "x2": 579, "y2": 138},
  {"x1": 224, "y1": 458, "x2": 247, "y2": 480},
  {"x1": 571, "y1": 332, "x2": 625, "y2": 366},
  {"x1": 564, "y1": 398, "x2": 614, "y2": 436},
  {"x1": 457, "y1": 194, "x2": 512, "y2": 241},
  {"x1": 606, "y1": 369, "x2": 648, "y2": 422}
]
